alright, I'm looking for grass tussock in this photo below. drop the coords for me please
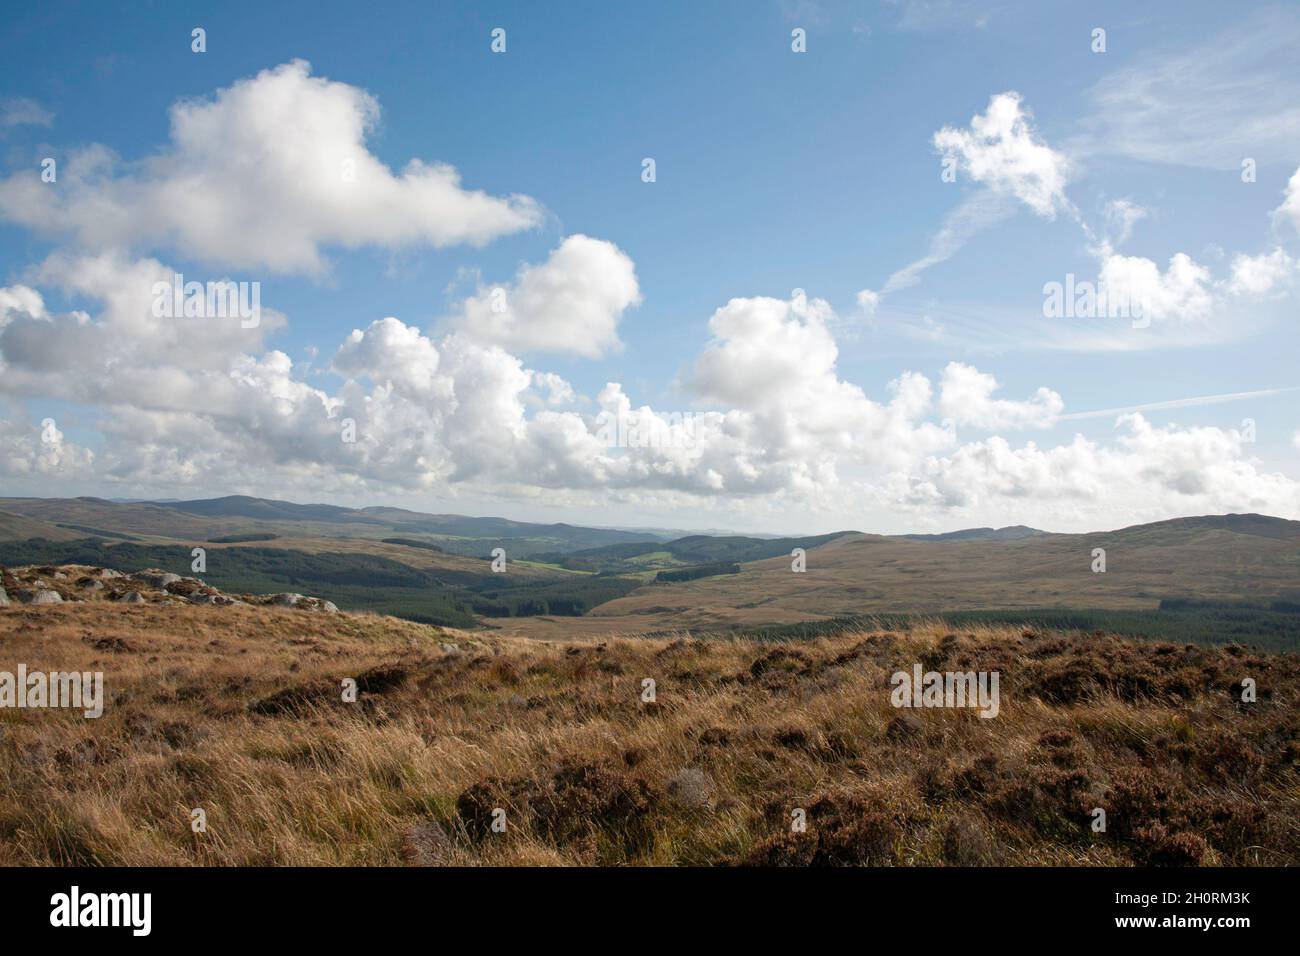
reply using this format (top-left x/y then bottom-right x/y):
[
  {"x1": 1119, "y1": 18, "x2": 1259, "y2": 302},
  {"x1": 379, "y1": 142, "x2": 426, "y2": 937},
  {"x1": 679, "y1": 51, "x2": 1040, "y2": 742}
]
[{"x1": 0, "y1": 600, "x2": 1296, "y2": 866}]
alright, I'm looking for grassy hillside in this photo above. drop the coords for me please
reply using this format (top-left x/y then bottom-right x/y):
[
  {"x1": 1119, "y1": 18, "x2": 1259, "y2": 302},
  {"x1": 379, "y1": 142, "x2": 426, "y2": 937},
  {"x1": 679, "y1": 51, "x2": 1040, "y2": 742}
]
[
  {"x1": 570, "y1": 516, "x2": 1300, "y2": 641},
  {"x1": 157, "y1": 495, "x2": 386, "y2": 523},
  {"x1": 534, "y1": 531, "x2": 854, "y2": 573},
  {"x1": 899, "y1": 525, "x2": 1045, "y2": 542},
  {"x1": 0, "y1": 602, "x2": 1294, "y2": 866},
  {"x1": 5, "y1": 503, "x2": 1299, "y2": 649},
  {"x1": 0, "y1": 510, "x2": 82, "y2": 542},
  {"x1": 0, "y1": 539, "x2": 638, "y2": 626}
]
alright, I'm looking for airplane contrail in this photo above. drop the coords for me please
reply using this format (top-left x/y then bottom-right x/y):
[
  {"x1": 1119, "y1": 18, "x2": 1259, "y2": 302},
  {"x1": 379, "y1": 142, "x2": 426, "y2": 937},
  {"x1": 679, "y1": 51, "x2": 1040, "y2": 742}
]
[{"x1": 1059, "y1": 387, "x2": 1300, "y2": 421}]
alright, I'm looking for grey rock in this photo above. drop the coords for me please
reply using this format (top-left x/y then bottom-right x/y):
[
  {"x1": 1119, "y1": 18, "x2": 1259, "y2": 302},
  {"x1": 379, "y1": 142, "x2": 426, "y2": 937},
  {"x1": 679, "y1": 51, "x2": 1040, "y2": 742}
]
[
  {"x1": 117, "y1": 591, "x2": 147, "y2": 604},
  {"x1": 401, "y1": 820, "x2": 453, "y2": 866},
  {"x1": 271, "y1": 592, "x2": 305, "y2": 607},
  {"x1": 134, "y1": 570, "x2": 181, "y2": 588},
  {"x1": 666, "y1": 768, "x2": 715, "y2": 810},
  {"x1": 319, "y1": 600, "x2": 339, "y2": 613},
  {"x1": 27, "y1": 589, "x2": 64, "y2": 605},
  {"x1": 886, "y1": 712, "x2": 924, "y2": 742},
  {"x1": 190, "y1": 593, "x2": 239, "y2": 606},
  {"x1": 0, "y1": 587, "x2": 9, "y2": 607}
]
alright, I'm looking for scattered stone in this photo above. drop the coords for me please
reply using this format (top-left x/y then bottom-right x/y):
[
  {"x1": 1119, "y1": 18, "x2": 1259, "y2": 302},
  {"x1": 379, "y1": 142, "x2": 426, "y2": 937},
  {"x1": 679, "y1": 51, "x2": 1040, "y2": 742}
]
[
  {"x1": 133, "y1": 570, "x2": 182, "y2": 589},
  {"x1": 4, "y1": 565, "x2": 335, "y2": 615},
  {"x1": 91, "y1": 636, "x2": 134, "y2": 653},
  {"x1": 190, "y1": 593, "x2": 240, "y2": 606},
  {"x1": 401, "y1": 820, "x2": 454, "y2": 866},
  {"x1": 942, "y1": 815, "x2": 1003, "y2": 865},
  {"x1": 165, "y1": 577, "x2": 205, "y2": 596},
  {"x1": 666, "y1": 767, "x2": 715, "y2": 810},
  {"x1": 886, "y1": 712, "x2": 924, "y2": 742},
  {"x1": 438, "y1": 642, "x2": 464, "y2": 656}
]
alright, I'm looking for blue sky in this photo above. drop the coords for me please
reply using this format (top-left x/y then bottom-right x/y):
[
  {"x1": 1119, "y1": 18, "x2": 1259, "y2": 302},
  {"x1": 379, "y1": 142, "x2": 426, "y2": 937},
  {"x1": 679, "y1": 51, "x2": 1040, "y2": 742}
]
[{"x1": 1, "y1": 0, "x2": 1298, "y2": 533}]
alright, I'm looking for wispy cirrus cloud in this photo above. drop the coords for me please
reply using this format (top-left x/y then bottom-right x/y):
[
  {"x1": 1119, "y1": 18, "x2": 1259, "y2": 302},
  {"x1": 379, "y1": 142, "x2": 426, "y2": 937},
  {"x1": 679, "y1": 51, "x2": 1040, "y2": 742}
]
[
  {"x1": 1059, "y1": 387, "x2": 1300, "y2": 422},
  {"x1": 1077, "y1": 6, "x2": 1300, "y2": 169},
  {"x1": 0, "y1": 96, "x2": 52, "y2": 129}
]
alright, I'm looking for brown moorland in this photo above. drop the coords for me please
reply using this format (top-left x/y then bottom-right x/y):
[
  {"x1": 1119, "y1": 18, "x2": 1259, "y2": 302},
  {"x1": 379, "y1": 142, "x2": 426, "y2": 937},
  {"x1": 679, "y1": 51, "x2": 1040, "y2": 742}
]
[{"x1": 1, "y1": 589, "x2": 1295, "y2": 866}]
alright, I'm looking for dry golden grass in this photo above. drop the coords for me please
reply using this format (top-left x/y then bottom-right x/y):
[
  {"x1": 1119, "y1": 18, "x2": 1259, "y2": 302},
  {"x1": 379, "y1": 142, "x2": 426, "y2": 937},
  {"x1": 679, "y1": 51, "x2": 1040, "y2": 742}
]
[{"x1": 0, "y1": 598, "x2": 1296, "y2": 866}]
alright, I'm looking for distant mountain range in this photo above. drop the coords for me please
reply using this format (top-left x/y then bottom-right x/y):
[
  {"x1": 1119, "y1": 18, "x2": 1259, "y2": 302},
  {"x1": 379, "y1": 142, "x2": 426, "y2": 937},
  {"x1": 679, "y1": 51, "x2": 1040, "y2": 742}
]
[
  {"x1": 2, "y1": 495, "x2": 1299, "y2": 645},
  {"x1": 0, "y1": 495, "x2": 669, "y2": 556},
  {"x1": 5, "y1": 495, "x2": 1299, "y2": 550}
]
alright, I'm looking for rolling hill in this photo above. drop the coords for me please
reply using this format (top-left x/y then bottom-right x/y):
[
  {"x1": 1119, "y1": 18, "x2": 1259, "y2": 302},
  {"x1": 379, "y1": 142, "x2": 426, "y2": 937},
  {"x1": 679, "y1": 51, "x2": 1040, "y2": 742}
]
[
  {"x1": 898, "y1": 525, "x2": 1046, "y2": 542},
  {"x1": 531, "y1": 531, "x2": 856, "y2": 574},
  {"x1": 4, "y1": 497, "x2": 1298, "y2": 648},
  {"x1": 0, "y1": 495, "x2": 669, "y2": 556},
  {"x1": 0, "y1": 509, "x2": 83, "y2": 542},
  {"x1": 500, "y1": 514, "x2": 1300, "y2": 642}
]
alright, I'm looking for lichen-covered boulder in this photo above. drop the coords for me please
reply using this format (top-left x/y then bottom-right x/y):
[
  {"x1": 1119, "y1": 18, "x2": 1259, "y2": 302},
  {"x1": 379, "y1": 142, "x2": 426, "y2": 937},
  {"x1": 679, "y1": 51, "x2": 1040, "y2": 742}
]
[{"x1": 133, "y1": 570, "x2": 182, "y2": 588}]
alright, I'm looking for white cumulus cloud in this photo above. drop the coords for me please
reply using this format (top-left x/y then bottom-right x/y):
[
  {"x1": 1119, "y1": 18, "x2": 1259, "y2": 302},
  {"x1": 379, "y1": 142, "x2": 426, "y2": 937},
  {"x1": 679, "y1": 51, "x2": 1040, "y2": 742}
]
[
  {"x1": 908, "y1": 414, "x2": 1300, "y2": 524},
  {"x1": 938, "y1": 362, "x2": 1063, "y2": 430},
  {"x1": 1227, "y1": 247, "x2": 1297, "y2": 296},
  {"x1": 933, "y1": 91, "x2": 1071, "y2": 218},
  {"x1": 448, "y1": 235, "x2": 640, "y2": 357},
  {"x1": 1274, "y1": 166, "x2": 1300, "y2": 234},
  {"x1": 0, "y1": 60, "x2": 541, "y2": 274}
]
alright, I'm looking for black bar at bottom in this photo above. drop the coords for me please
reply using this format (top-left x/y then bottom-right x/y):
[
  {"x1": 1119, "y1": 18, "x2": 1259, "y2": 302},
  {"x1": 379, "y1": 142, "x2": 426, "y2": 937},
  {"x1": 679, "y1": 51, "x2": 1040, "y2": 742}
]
[{"x1": 0, "y1": 866, "x2": 1280, "y2": 942}]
